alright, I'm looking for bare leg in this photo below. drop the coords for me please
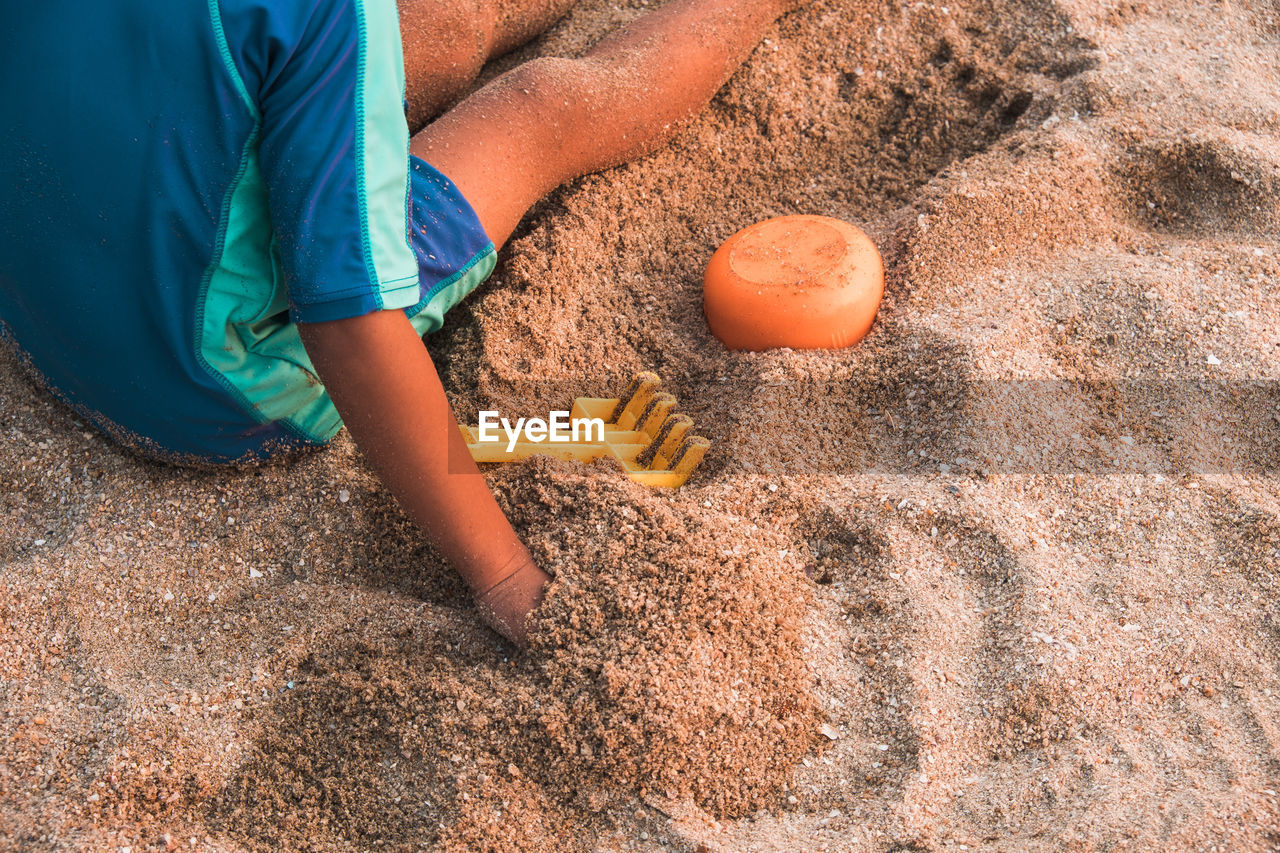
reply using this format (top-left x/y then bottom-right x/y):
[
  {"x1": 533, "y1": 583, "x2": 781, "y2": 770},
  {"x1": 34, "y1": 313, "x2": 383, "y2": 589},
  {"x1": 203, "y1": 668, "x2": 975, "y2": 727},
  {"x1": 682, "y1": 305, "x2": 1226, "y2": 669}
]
[
  {"x1": 411, "y1": 0, "x2": 796, "y2": 249},
  {"x1": 399, "y1": 0, "x2": 581, "y2": 132}
]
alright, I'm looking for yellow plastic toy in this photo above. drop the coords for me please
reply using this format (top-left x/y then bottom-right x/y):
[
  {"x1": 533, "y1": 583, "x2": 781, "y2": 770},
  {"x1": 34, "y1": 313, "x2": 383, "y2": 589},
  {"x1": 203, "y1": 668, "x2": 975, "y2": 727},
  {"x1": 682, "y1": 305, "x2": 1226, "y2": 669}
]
[{"x1": 460, "y1": 372, "x2": 710, "y2": 487}]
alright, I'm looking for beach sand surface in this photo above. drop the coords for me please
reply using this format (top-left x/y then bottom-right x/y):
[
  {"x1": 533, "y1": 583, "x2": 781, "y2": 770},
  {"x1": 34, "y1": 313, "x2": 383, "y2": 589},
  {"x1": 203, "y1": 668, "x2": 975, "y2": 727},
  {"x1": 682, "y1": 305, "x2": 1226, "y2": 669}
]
[{"x1": 3, "y1": 0, "x2": 1280, "y2": 849}]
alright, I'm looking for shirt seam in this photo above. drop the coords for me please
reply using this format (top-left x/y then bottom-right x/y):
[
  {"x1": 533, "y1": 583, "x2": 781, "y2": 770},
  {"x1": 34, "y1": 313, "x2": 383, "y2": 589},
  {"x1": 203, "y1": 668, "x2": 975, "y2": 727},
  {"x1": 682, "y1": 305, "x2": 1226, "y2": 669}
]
[
  {"x1": 192, "y1": 128, "x2": 273, "y2": 430},
  {"x1": 207, "y1": 0, "x2": 256, "y2": 114},
  {"x1": 291, "y1": 272, "x2": 419, "y2": 308},
  {"x1": 352, "y1": 0, "x2": 381, "y2": 310},
  {"x1": 407, "y1": 244, "x2": 495, "y2": 315}
]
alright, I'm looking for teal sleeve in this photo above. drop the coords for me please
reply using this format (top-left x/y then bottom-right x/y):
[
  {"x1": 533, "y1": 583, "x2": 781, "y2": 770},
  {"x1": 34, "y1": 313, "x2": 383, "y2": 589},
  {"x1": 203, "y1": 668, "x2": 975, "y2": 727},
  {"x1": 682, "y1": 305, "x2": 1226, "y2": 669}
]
[{"x1": 246, "y1": 0, "x2": 420, "y2": 323}]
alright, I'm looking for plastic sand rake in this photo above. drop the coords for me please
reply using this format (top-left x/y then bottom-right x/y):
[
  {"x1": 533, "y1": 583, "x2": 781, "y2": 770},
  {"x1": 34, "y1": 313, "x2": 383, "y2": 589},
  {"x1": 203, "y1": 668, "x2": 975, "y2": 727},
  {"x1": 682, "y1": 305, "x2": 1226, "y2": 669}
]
[{"x1": 459, "y1": 372, "x2": 710, "y2": 487}]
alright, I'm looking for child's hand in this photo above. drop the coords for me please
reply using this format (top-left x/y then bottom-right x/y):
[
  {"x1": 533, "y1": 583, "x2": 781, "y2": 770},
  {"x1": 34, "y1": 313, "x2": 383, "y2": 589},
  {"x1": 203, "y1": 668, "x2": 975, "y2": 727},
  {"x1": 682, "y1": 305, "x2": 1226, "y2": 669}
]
[
  {"x1": 473, "y1": 555, "x2": 552, "y2": 648},
  {"x1": 298, "y1": 309, "x2": 551, "y2": 647}
]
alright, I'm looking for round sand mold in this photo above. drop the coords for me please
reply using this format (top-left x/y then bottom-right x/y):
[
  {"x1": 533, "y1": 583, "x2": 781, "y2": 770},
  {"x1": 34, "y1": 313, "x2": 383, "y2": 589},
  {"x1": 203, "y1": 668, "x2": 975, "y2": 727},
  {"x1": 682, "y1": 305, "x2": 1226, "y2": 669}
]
[{"x1": 703, "y1": 215, "x2": 884, "y2": 351}]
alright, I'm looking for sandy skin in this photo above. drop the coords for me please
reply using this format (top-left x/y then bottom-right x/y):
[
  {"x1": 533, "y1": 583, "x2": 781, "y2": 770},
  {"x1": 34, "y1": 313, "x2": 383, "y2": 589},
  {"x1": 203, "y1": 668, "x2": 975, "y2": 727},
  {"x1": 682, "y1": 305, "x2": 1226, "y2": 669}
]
[{"x1": 301, "y1": 0, "x2": 807, "y2": 646}]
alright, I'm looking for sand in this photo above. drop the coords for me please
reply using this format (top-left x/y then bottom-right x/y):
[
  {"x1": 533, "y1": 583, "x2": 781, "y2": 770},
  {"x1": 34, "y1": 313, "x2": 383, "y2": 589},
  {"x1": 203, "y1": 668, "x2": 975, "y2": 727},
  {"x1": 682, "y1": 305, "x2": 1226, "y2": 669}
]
[{"x1": 3, "y1": 0, "x2": 1280, "y2": 849}]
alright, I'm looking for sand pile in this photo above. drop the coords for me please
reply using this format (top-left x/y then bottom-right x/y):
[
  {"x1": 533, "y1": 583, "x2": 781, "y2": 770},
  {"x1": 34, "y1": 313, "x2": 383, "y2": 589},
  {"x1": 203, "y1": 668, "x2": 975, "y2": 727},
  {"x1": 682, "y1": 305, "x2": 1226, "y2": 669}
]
[
  {"x1": 202, "y1": 459, "x2": 819, "y2": 850},
  {"x1": 506, "y1": 459, "x2": 822, "y2": 816},
  {"x1": 4, "y1": 0, "x2": 1280, "y2": 849}
]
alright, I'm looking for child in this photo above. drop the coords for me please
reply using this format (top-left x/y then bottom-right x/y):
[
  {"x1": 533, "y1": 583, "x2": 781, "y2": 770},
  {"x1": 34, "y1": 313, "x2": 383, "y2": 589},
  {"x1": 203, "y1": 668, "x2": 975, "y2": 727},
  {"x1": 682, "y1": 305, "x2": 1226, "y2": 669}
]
[{"x1": 0, "y1": 0, "x2": 801, "y2": 645}]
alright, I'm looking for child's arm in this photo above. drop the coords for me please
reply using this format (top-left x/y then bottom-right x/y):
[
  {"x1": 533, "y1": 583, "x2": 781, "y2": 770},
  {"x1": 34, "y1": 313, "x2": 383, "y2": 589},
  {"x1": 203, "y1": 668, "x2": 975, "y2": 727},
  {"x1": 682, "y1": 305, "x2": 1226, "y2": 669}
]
[
  {"x1": 298, "y1": 308, "x2": 550, "y2": 647},
  {"x1": 294, "y1": 0, "x2": 804, "y2": 645}
]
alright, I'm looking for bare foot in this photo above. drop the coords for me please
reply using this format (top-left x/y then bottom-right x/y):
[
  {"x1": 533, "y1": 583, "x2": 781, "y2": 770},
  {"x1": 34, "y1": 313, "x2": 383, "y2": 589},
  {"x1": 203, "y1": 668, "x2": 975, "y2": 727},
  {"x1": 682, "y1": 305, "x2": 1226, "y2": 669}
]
[{"x1": 473, "y1": 557, "x2": 551, "y2": 648}]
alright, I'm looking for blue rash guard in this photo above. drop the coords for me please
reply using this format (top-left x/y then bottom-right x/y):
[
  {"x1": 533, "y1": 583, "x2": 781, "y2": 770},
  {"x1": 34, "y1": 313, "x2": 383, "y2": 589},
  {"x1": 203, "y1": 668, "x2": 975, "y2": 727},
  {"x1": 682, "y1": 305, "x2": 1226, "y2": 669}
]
[{"x1": 0, "y1": 0, "x2": 496, "y2": 463}]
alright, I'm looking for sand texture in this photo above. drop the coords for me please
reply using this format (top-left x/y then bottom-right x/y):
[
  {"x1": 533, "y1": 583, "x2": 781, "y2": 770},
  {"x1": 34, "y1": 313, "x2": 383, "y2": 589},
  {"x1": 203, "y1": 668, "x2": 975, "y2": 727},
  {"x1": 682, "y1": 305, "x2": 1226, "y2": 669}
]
[{"x1": 4, "y1": 0, "x2": 1280, "y2": 849}]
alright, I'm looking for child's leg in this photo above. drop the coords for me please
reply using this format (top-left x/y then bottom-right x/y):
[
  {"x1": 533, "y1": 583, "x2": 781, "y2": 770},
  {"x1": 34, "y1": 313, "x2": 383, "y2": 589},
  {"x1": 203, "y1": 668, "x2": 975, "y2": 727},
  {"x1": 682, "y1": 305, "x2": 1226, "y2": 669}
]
[
  {"x1": 399, "y1": 0, "x2": 581, "y2": 132},
  {"x1": 410, "y1": 0, "x2": 796, "y2": 248}
]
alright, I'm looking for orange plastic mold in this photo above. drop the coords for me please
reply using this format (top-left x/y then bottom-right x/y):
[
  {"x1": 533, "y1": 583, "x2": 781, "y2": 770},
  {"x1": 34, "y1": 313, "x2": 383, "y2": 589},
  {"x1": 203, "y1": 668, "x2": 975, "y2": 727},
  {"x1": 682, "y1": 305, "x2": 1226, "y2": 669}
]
[{"x1": 703, "y1": 214, "x2": 884, "y2": 351}]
